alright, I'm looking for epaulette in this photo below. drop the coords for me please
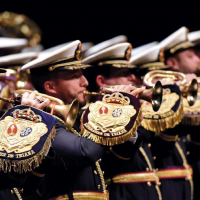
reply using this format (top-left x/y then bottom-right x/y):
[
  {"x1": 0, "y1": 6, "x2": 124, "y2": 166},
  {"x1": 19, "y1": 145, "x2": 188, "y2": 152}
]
[
  {"x1": 141, "y1": 84, "x2": 183, "y2": 133},
  {"x1": 0, "y1": 105, "x2": 56, "y2": 173},
  {"x1": 80, "y1": 92, "x2": 142, "y2": 146}
]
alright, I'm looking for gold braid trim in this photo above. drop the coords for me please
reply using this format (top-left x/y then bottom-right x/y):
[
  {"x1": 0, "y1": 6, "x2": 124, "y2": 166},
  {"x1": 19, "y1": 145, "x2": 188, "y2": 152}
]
[
  {"x1": 95, "y1": 160, "x2": 109, "y2": 200},
  {"x1": 0, "y1": 126, "x2": 56, "y2": 174},
  {"x1": 71, "y1": 127, "x2": 81, "y2": 136},
  {"x1": 52, "y1": 192, "x2": 109, "y2": 200},
  {"x1": 109, "y1": 147, "x2": 131, "y2": 160},
  {"x1": 157, "y1": 132, "x2": 178, "y2": 142},
  {"x1": 175, "y1": 142, "x2": 194, "y2": 200},
  {"x1": 12, "y1": 188, "x2": 22, "y2": 200},
  {"x1": 141, "y1": 98, "x2": 183, "y2": 133},
  {"x1": 139, "y1": 147, "x2": 162, "y2": 200},
  {"x1": 81, "y1": 108, "x2": 142, "y2": 146},
  {"x1": 187, "y1": 134, "x2": 200, "y2": 146}
]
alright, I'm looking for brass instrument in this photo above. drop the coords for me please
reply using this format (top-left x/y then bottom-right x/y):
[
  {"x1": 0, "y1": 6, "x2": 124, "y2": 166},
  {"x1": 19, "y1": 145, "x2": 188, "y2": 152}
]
[
  {"x1": 0, "y1": 68, "x2": 31, "y2": 90},
  {"x1": 0, "y1": 11, "x2": 42, "y2": 47},
  {"x1": 84, "y1": 81, "x2": 163, "y2": 112},
  {"x1": 180, "y1": 79, "x2": 198, "y2": 106},
  {"x1": 0, "y1": 89, "x2": 79, "y2": 131},
  {"x1": 143, "y1": 70, "x2": 198, "y2": 106}
]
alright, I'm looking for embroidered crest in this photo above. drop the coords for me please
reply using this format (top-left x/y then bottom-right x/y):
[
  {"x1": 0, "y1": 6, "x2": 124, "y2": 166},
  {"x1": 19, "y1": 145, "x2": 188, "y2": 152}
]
[
  {"x1": 0, "y1": 105, "x2": 56, "y2": 173},
  {"x1": 81, "y1": 92, "x2": 142, "y2": 146},
  {"x1": 141, "y1": 85, "x2": 183, "y2": 132}
]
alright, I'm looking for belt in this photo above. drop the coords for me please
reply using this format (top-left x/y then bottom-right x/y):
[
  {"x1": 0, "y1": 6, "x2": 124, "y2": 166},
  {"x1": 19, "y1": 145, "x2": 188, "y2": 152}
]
[
  {"x1": 112, "y1": 166, "x2": 192, "y2": 184},
  {"x1": 158, "y1": 165, "x2": 193, "y2": 180},
  {"x1": 48, "y1": 191, "x2": 109, "y2": 200}
]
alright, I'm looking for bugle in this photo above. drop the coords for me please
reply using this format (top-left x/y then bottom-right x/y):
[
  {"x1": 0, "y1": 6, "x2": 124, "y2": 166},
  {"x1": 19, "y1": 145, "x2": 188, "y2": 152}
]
[
  {"x1": 143, "y1": 70, "x2": 198, "y2": 106},
  {"x1": 84, "y1": 81, "x2": 163, "y2": 112},
  {"x1": 0, "y1": 89, "x2": 79, "y2": 131}
]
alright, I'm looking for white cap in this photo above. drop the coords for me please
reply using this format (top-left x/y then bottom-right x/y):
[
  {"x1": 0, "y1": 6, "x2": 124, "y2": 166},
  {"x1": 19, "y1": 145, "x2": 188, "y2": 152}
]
[
  {"x1": 131, "y1": 41, "x2": 159, "y2": 56},
  {"x1": 84, "y1": 35, "x2": 127, "y2": 57},
  {"x1": 130, "y1": 45, "x2": 161, "y2": 65},
  {"x1": 21, "y1": 40, "x2": 89, "y2": 72},
  {"x1": 0, "y1": 52, "x2": 38, "y2": 66},
  {"x1": 0, "y1": 37, "x2": 28, "y2": 50},
  {"x1": 159, "y1": 27, "x2": 188, "y2": 50},
  {"x1": 39, "y1": 42, "x2": 93, "y2": 58},
  {"x1": 188, "y1": 30, "x2": 200, "y2": 44},
  {"x1": 82, "y1": 43, "x2": 133, "y2": 68}
]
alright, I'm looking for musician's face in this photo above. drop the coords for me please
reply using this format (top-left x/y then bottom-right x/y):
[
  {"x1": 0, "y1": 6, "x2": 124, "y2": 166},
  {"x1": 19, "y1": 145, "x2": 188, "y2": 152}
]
[
  {"x1": 53, "y1": 69, "x2": 88, "y2": 105},
  {"x1": 167, "y1": 49, "x2": 200, "y2": 74},
  {"x1": 104, "y1": 68, "x2": 140, "y2": 86}
]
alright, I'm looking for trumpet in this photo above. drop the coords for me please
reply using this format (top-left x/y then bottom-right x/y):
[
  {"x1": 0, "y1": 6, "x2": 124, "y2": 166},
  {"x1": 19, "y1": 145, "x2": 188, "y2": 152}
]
[
  {"x1": 84, "y1": 81, "x2": 163, "y2": 112},
  {"x1": 0, "y1": 89, "x2": 79, "y2": 131},
  {"x1": 143, "y1": 70, "x2": 198, "y2": 106}
]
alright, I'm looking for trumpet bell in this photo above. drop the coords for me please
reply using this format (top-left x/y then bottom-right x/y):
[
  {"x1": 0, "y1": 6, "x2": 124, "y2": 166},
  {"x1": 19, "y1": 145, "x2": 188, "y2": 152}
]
[
  {"x1": 138, "y1": 81, "x2": 162, "y2": 112},
  {"x1": 152, "y1": 81, "x2": 163, "y2": 112},
  {"x1": 46, "y1": 98, "x2": 79, "y2": 131},
  {"x1": 181, "y1": 79, "x2": 198, "y2": 106}
]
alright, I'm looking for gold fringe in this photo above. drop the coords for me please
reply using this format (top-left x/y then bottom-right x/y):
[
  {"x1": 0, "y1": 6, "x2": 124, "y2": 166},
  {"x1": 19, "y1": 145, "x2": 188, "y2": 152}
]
[
  {"x1": 141, "y1": 98, "x2": 183, "y2": 133},
  {"x1": 182, "y1": 115, "x2": 200, "y2": 126},
  {"x1": 0, "y1": 126, "x2": 56, "y2": 174},
  {"x1": 81, "y1": 108, "x2": 142, "y2": 146}
]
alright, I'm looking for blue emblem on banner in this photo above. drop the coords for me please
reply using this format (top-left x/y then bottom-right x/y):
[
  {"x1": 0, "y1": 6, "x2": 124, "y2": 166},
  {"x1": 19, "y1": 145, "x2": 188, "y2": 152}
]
[{"x1": 20, "y1": 127, "x2": 32, "y2": 137}]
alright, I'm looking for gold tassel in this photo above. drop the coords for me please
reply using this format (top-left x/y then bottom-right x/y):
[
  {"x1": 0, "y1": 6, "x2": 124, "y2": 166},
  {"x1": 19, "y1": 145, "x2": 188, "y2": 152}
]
[
  {"x1": 0, "y1": 126, "x2": 56, "y2": 174},
  {"x1": 141, "y1": 98, "x2": 183, "y2": 133},
  {"x1": 81, "y1": 109, "x2": 142, "y2": 146}
]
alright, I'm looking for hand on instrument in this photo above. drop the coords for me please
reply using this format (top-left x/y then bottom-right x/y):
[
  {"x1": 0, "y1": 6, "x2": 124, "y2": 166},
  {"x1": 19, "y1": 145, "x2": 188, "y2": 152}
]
[
  {"x1": 21, "y1": 92, "x2": 50, "y2": 110},
  {"x1": 113, "y1": 85, "x2": 146, "y2": 97}
]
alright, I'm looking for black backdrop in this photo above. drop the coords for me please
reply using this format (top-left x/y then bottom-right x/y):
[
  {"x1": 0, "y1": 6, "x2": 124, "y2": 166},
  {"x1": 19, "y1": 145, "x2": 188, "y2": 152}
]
[{"x1": 1, "y1": 0, "x2": 200, "y2": 49}]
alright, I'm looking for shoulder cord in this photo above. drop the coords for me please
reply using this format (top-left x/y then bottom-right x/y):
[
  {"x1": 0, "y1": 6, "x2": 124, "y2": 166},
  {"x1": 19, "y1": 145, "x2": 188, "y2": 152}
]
[
  {"x1": 11, "y1": 188, "x2": 22, "y2": 200},
  {"x1": 139, "y1": 147, "x2": 162, "y2": 200},
  {"x1": 175, "y1": 142, "x2": 193, "y2": 200}
]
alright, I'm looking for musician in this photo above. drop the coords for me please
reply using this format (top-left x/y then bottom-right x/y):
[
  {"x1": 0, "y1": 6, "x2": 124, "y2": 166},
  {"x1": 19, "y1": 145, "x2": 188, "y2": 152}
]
[
  {"x1": 17, "y1": 40, "x2": 143, "y2": 200},
  {"x1": 82, "y1": 44, "x2": 163, "y2": 200},
  {"x1": 130, "y1": 44, "x2": 194, "y2": 200}
]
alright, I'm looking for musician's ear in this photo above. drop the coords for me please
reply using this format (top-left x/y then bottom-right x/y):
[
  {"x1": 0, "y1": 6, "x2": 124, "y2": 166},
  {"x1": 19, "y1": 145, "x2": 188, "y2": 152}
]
[
  {"x1": 166, "y1": 57, "x2": 179, "y2": 71},
  {"x1": 44, "y1": 80, "x2": 57, "y2": 95},
  {"x1": 96, "y1": 75, "x2": 107, "y2": 87}
]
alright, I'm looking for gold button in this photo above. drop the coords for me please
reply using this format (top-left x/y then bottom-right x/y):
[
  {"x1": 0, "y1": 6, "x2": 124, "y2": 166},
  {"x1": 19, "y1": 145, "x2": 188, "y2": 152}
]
[
  {"x1": 157, "y1": 182, "x2": 161, "y2": 186},
  {"x1": 148, "y1": 143, "x2": 151, "y2": 148},
  {"x1": 11, "y1": 190, "x2": 14, "y2": 194},
  {"x1": 147, "y1": 182, "x2": 151, "y2": 186},
  {"x1": 98, "y1": 185, "x2": 101, "y2": 189},
  {"x1": 94, "y1": 170, "x2": 97, "y2": 175},
  {"x1": 153, "y1": 156, "x2": 156, "y2": 160},
  {"x1": 187, "y1": 151, "x2": 190, "y2": 155},
  {"x1": 105, "y1": 185, "x2": 107, "y2": 188},
  {"x1": 98, "y1": 159, "x2": 102, "y2": 163},
  {"x1": 103, "y1": 171, "x2": 105, "y2": 175},
  {"x1": 146, "y1": 168, "x2": 149, "y2": 171},
  {"x1": 20, "y1": 188, "x2": 23, "y2": 193}
]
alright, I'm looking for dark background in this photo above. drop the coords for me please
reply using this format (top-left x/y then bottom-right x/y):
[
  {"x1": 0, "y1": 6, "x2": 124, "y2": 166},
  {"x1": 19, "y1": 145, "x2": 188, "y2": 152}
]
[{"x1": 1, "y1": 0, "x2": 200, "y2": 49}]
